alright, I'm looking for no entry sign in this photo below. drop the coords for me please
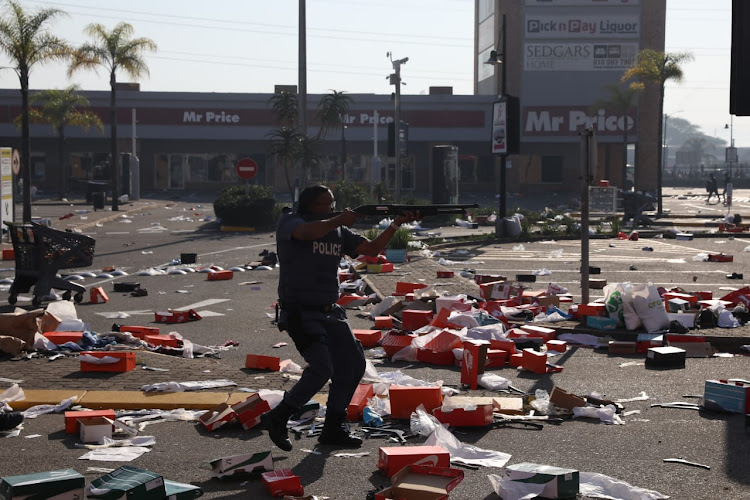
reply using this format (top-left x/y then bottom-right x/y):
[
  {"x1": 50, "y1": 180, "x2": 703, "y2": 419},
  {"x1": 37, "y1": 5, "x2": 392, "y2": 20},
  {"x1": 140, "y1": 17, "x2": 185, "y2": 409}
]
[{"x1": 236, "y1": 158, "x2": 258, "y2": 180}]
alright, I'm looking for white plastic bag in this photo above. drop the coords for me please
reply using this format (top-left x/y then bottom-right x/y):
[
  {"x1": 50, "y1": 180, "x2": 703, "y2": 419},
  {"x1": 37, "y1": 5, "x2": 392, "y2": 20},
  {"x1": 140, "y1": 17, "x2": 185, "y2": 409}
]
[{"x1": 630, "y1": 283, "x2": 669, "y2": 333}]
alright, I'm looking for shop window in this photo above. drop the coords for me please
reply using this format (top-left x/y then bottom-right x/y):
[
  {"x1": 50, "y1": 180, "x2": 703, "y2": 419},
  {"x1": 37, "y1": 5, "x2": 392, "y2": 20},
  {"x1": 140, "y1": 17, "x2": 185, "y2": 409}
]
[{"x1": 541, "y1": 156, "x2": 563, "y2": 183}]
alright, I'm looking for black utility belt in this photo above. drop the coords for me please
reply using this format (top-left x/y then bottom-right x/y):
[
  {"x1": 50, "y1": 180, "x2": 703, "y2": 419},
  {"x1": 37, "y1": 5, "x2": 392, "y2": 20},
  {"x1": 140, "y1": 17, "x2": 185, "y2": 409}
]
[{"x1": 279, "y1": 301, "x2": 336, "y2": 313}]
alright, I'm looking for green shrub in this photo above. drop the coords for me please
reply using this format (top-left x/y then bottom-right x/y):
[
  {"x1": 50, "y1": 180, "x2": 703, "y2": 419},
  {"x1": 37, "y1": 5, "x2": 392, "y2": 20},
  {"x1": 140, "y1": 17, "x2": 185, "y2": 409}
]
[
  {"x1": 386, "y1": 226, "x2": 411, "y2": 249},
  {"x1": 214, "y1": 184, "x2": 276, "y2": 228},
  {"x1": 331, "y1": 181, "x2": 369, "y2": 210}
]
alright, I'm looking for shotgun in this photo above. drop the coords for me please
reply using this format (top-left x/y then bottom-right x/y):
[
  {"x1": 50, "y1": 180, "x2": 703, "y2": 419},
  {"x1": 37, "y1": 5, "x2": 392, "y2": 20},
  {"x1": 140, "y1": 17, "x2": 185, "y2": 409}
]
[{"x1": 351, "y1": 203, "x2": 479, "y2": 217}]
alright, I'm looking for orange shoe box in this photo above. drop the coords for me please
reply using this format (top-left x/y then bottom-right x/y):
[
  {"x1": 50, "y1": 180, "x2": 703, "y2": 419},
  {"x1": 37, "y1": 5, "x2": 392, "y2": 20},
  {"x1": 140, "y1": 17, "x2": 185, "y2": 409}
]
[
  {"x1": 65, "y1": 409, "x2": 116, "y2": 434},
  {"x1": 485, "y1": 348, "x2": 509, "y2": 368},
  {"x1": 378, "y1": 445, "x2": 450, "y2": 477},
  {"x1": 144, "y1": 333, "x2": 180, "y2": 348},
  {"x1": 245, "y1": 354, "x2": 280, "y2": 371},
  {"x1": 389, "y1": 385, "x2": 442, "y2": 419},
  {"x1": 401, "y1": 310, "x2": 433, "y2": 331},
  {"x1": 346, "y1": 383, "x2": 374, "y2": 421},
  {"x1": 154, "y1": 309, "x2": 201, "y2": 323},
  {"x1": 509, "y1": 353, "x2": 524, "y2": 367},
  {"x1": 433, "y1": 404, "x2": 493, "y2": 427},
  {"x1": 207, "y1": 270, "x2": 234, "y2": 280},
  {"x1": 119, "y1": 325, "x2": 160, "y2": 339},
  {"x1": 353, "y1": 329, "x2": 382, "y2": 347},
  {"x1": 374, "y1": 316, "x2": 394, "y2": 329},
  {"x1": 261, "y1": 469, "x2": 304, "y2": 497},
  {"x1": 2, "y1": 248, "x2": 14, "y2": 260},
  {"x1": 379, "y1": 332, "x2": 416, "y2": 359},
  {"x1": 43, "y1": 331, "x2": 84, "y2": 345},
  {"x1": 395, "y1": 282, "x2": 429, "y2": 294},
  {"x1": 80, "y1": 351, "x2": 135, "y2": 372},
  {"x1": 546, "y1": 340, "x2": 568, "y2": 352},
  {"x1": 232, "y1": 393, "x2": 271, "y2": 430},
  {"x1": 490, "y1": 339, "x2": 517, "y2": 354},
  {"x1": 519, "y1": 325, "x2": 556, "y2": 342},
  {"x1": 90, "y1": 286, "x2": 109, "y2": 304},
  {"x1": 576, "y1": 303, "x2": 607, "y2": 317}
]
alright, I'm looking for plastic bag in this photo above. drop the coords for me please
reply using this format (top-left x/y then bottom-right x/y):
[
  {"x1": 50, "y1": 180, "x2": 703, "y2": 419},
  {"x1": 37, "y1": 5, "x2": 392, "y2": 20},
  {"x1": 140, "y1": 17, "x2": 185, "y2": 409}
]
[
  {"x1": 630, "y1": 283, "x2": 669, "y2": 333},
  {"x1": 530, "y1": 389, "x2": 551, "y2": 415}
]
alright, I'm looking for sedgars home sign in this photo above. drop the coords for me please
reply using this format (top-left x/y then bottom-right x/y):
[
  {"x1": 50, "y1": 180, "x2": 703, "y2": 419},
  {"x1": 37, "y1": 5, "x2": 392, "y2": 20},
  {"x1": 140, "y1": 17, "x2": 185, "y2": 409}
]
[{"x1": 523, "y1": 106, "x2": 636, "y2": 137}]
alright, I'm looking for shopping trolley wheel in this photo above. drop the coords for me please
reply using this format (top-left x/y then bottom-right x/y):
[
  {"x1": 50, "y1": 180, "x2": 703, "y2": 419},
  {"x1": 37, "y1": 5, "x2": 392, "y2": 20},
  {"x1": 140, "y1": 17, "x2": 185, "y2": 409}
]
[
  {"x1": 8, "y1": 294, "x2": 17, "y2": 305},
  {"x1": 74, "y1": 292, "x2": 84, "y2": 304},
  {"x1": 62, "y1": 291, "x2": 71, "y2": 301},
  {"x1": 31, "y1": 296, "x2": 42, "y2": 307}
]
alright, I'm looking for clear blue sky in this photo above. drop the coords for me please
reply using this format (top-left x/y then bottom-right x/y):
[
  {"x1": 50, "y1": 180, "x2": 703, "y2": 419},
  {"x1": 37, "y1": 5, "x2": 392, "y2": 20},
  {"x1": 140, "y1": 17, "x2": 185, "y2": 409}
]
[{"x1": 0, "y1": 0, "x2": 744, "y2": 146}]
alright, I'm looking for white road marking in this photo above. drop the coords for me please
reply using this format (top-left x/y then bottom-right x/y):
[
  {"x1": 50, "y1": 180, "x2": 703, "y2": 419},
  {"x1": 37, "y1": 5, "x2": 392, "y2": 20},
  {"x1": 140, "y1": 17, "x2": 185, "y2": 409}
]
[
  {"x1": 105, "y1": 232, "x2": 131, "y2": 235},
  {"x1": 174, "y1": 298, "x2": 230, "y2": 311},
  {"x1": 94, "y1": 309, "x2": 153, "y2": 318}
]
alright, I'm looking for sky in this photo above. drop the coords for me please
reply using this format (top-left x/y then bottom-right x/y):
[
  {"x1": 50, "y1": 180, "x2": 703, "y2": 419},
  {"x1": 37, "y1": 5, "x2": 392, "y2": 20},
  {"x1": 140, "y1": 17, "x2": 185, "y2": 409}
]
[{"x1": 0, "y1": 0, "x2": 744, "y2": 147}]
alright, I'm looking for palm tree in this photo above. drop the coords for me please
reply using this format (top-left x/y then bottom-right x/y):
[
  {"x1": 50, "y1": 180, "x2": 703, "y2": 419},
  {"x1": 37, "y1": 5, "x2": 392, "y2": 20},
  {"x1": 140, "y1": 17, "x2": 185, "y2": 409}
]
[
  {"x1": 267, "y1": 126, "x2": 302, "y2": 197},
  {"x1": 27, "y1": 85, "x2": 104, "y2": 199},
  {"x1": 68, "y1": 22, "x2": 156, "y2": 211},
  {"x1": 270, "y1": 91, "x2": 299, "y2": 128},
  {"x1": 0, "y1": 0, "x2": 69, "y2": 222},
  {"x1": 317, "y1": 90, "x2": 352, "y2": 138},
  {"x1": 590, "y1": 83, "x2": 641, "y2": 186},
  {"x1": 622, "y1": 49, "x2": 693, "y2": 215}
]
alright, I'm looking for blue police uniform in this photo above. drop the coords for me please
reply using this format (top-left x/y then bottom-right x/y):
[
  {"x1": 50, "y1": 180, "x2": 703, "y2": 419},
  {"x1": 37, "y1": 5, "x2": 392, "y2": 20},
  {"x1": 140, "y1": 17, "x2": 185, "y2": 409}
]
[{"x1": 275, "y1": 211, "x2": 367, "y2": 415}]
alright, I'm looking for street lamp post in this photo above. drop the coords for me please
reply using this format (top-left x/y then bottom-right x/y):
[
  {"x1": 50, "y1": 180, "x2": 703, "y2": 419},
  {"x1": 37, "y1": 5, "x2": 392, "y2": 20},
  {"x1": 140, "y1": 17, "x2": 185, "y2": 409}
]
[
  {"x1": 485, "y1": 13, "x2": 508, "y2": 237},
  {"x1": 725, "y1": 116, "x2": 736, "y2": 177},
  {"x1": 388, "y1": 53, "x2": 408, "y2": 201},
  {"x1": 340, "y1": 123, "x2": 347, "y2": 181}
]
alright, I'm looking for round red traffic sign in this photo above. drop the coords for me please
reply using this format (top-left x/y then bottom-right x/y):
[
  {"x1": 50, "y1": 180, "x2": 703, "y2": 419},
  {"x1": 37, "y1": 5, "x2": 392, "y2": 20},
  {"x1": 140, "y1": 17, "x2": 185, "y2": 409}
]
[{"x1": 236, "y1": 157, "x2": 258, "y2": 180}]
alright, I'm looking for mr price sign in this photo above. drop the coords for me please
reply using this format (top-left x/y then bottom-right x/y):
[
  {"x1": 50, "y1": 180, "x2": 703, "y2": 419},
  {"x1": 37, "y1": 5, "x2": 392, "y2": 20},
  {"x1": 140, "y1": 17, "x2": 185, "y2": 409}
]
[{"x1": 236, "y1": 158, "x2": 258, "y2": 180}]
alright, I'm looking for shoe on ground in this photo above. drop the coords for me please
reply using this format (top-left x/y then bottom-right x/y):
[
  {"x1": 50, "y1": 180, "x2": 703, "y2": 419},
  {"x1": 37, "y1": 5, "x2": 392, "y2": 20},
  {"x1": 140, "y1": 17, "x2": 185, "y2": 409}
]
[
  {"x1": 0, "y1": 411, "x2": 24, "y2": 432},
  {"x1": 318, "y1": 422, "x2": 363, "y2": 448},
  {"x1": 260, "y1": 409, "x2": 293, "y2": 451}
]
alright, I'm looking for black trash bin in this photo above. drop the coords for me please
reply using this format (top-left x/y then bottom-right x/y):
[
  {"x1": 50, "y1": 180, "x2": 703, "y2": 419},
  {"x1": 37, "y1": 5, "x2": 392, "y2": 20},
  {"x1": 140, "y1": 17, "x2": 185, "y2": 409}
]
[
  {"x1": 86, "y1": 181, "x2": 110, "y2": 203},
  {"x1": 92, "y1": 191, "x2": 105, "y2": 211}
]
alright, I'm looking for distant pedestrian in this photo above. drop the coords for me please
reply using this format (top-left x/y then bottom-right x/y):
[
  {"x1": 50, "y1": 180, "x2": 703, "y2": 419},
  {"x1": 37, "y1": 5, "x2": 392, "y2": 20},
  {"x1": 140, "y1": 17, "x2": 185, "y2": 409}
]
[{"x1": 706, "y1": 174, "x2": 720, "y2": 203}]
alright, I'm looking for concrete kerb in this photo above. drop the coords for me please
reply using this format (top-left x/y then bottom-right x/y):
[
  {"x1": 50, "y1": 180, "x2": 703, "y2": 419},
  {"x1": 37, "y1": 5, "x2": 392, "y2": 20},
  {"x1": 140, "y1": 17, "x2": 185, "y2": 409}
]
[{"x1": 72, "y1": 201, "x2": 173, "y2": 231}]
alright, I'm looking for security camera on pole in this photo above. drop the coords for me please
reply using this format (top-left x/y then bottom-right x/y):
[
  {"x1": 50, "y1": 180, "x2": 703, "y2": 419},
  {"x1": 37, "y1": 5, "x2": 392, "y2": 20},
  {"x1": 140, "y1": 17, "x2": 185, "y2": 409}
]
[{"x1": 388, "y1": 52, "x2": 408, "y2": 202}]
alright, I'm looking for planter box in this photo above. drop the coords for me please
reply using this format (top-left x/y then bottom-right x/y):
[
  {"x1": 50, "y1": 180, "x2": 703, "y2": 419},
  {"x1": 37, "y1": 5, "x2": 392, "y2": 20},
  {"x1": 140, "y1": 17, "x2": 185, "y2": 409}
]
[{"x1": 385, "y1": 248, "x2": 407, "y2": 263}]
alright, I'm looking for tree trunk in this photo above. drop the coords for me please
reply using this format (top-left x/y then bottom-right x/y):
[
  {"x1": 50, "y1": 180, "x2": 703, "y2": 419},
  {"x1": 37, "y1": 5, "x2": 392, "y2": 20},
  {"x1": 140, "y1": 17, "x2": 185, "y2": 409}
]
[
  {"x1": 110, "y1": 72, "x2": 119, "y2": 211},
  {"x1": 57, "y1": 125, "x2": 66, "y2": 200},
  {"x1": 20, "y1": 71, "x2": 31, "y2": 222}
]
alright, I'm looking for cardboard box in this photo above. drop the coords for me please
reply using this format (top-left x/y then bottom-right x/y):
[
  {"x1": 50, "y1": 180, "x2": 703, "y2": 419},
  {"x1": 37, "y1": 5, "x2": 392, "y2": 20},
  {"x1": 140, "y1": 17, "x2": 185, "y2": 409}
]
[
  {"x1": 380, "y1": 332, "x2": 416, "y2": 359},
  {"x1": 667, "y1": 298, "x2": 691, "y2": 313},
  {"x1": 78, "y1": 416, "x2": 114, "y2": 443},
  {"x1": 209, "y1": 451, "x2": 273, "y2": 479},
  {"x1": 374, "y1": 316, "x2": 394, "y2": 329},
  {"x1": 118, "y1": 325, "x2": 159, "y2": 339},
  {"x1": 549, "y1": 386, "x2": 586, "y2": 411},
  {"x1": 666, "y1": 341, "x2": 713, "y2": 358},
  {"x1": 436, "y1": 270, "x2": 454, "y2": 278},
  {"x1": 0, "y1": 469, "x2": 85, "y2": 500},
  {"x1": 65, "y1": 409, "x2": 116, "y2": 434},
  {"x1": 113, "y1": 282, "x2": 141, "y2": 293},
  {"x1": 401, "y1": 310, "x2": 433, "y2": 331},
  {"x1": 43, "y1": 331, "x2": 83, "y2": 345},
  {"x1": 481, "y1": 282, "x2": 520, "y2": 301},
  {"x1": 143, "y1": 334, "x2": 180, "y2": 348},
  {"x1": 492, "y1": 396, "x2": 524, "y2": 415},
  {"x1": 460, "y1": 340, "x2": 489, "y2": 389},
  {"x1": 666, "y1": 312, "x2": 697, "y2": 329},
  {"x1": 636, "y1": 334, "x2": 663, "y2": 353},
  {"x1": 245, "y1": 354, "x2": 280, "y2": 371},
  {"x1": 485, "y1": 348, "x2": 508, "y2": 368},
  {"x1": 396, "y1": 282, "x2": 429, "y2": 294},
  {"x1": 87, "y1": 466, "x2": 166, "y2": 500},
  {"x1": 588, "y1": 278, "x2": 607, "y2": 289},
  {"x1": 432, "y1": 404, "x2": 493, "y2": 427},
  {"x1": 504, "y1": 463, "x2": 579, "y2": 499},
  {"x1": 90, "y1": 286, "x2": 109, "y2": 304},
  {"x1": 519, "y1": 325, "x2": 556, "y2": 342},
  {"x1": 378, "y1": 446, "x2": 451, "y2": 478},
  {"x1": 164, "y1": 479, "x2": 203, "y2": 500},
  {"x1": 704, "y1": 379, "x2": 750, "y2": 414},
  {"x1": 521, "y1": 348, "x2": 547, "y2": 374},
  {"x1": 608, "y1": 341, "x2": 637, "y2": 355},
  {"x1": 374, "y1": 465, "x2": 464, "y2": 500},
  {"x1": 707, "y1": 253, "x2": 733, "y2": 262},
  {"x1": 389, "y1": 385, "x2": 442, "y2": 420},
  {"x1": 576, "y1": 303, "x2": 606, "y2": 317},
  {"x1": 347, "y1": 384, "x2": 374, "y2": 421},
  {"x1": 645, "y1": 346, "x2": 686, "y2": 369},
  {"x1": 232, "y1": 394, "x2": 270, "y2": 430},
  {"x1": 353, "y1": 329, "x2": 382, "y2": 347},
  {"x1": 2, "y1": 248, "x2": 15, "y2": 261},
  {"x1": 199, "y1": 403, "x2": 237, "y2": 431},
  {"x1": 80, "y1": 351, "x2": 136, "y2": 373},
  {"x1": 207, "y1": 270, "x2": 233, "y2": 281},
  {"x1": 546, "y1": 340, "x2": 567, "y2": 353},
  {"x1": 261, "y1": 469, "x2": 303, "y2": 497}
]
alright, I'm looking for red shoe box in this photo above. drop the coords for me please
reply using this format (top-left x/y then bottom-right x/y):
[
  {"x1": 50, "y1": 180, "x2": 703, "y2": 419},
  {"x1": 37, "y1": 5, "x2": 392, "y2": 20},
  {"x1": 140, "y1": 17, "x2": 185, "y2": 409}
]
[
  {"x1": 521, "y1": 348, "x2": 547, "y2": 374},
  {"x1": 379, "y1": 332, "x2": 416, "y2": 358},
  {"x1": 401, "y1": 310, "x2": 433, "y2": 331},
  {"x1": 245, "y1": 354, "x2": 280, "y2": 371},
  {"x1": 199, "y1": 403, "x2": 237, "y2": 431},
  {"x1": 708, "y1": 253, "x2": 733, "y2": 262},
  {"x1": 261, "y1": 469, "x2": 304, "y2": 497},
  {"x1": 389, "y1": 385, "x2": 442, "y2": 419},
  {"x1": 509, "y1": 353, "x2": 524, "y2": 367},
  {"x1": 416, "y1": 348, "x2": 457, "y2": 366},
  {"x1": 396, "y1": 282, "x2": 429, "y2": 294},
  {"x1": 374, "y1": 465, "x2": 464, "y2": 500},
  {"x1": 489, "y1": 339, "x2": 517, "y2": 355},
  {"x1": 80, "y1": 351, "x2": 135, "y2": 372},
  {"x1": 691, "y1": 291, "x2": 713, "y2": 301},
  {"x1": 519, "y1": 325, "x2": 556, "y2": 342},
  {"x1": 90, "y1": 287, "x2": 109, "y2": 304},
  {"x1": 546, "y1": 340, "x2": 568, "y2": 352},
  {"x1": 2, "y1": 248, "x2": 14, "y2": 260},
  {"x1": 154, "y1": 309, "x2": 201, "y2": 323},
  {"x1": 374, "y1": 316, "x2": 394, "y2": 329},
  {"x1": 576, "y1": 303, "x2": 607, "y2": 317},
  {"x1": 432, "y1": 404, "x2": 493, "y2": 427},
  {"x1": 144, "y1": 334, "x2": 180, "y2": 348},
  {"x1": 347, "y1": 383, "x2": 374, "y2": 421},
  {"x1": 43, "y1": 331, "x2": 84, "y2": 345},
  {"x1": 485, "y1": 348, "x2": 509, "y2": 368},
  {"x1": 460, "y1": 340, "x2": 489, "y2": 390},
  {"x1": 207, "y1": 270, "x2": 234, "y2": 280},
  {"x1": 378, "y1": 445, "x2": 450, "y2": 477},
  {"x1": 65, "y1": 409, "x2": 116, "y2": 434},
  {"x1": 232, "y1": 393, "x2": 271, "y2": 430},
  {"x1": 338, "y1": 272, "x2": 354, "y2": 283},
  {"x1": 437, "y1": 270, "x2": 454, "y2": 278},
  {"x1": 119, "y1": 325, "x2": 160, "y2": 339},
  {"x1": 353, "y1": 329, "x2": 382, "y2": 347}
]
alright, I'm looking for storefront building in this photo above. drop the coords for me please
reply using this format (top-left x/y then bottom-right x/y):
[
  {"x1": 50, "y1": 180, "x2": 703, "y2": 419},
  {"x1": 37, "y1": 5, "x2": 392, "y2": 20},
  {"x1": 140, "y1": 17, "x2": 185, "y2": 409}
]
[{"x1": 475, "y1": 0, "x2": 666, "y2": 193}]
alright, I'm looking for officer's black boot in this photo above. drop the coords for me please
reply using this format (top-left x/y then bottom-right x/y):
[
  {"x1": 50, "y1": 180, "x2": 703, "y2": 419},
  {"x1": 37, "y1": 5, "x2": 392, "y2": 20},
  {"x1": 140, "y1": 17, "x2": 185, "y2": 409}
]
[
  {"x1": 0, "y1": 411, "x2": 23, "y2": 432},
  {"x1": 317, "y1": 412, "x2": 363, "y2": 447},
  {"x1": 260, "y1": 401, "x2": 295, "y2": 451}
]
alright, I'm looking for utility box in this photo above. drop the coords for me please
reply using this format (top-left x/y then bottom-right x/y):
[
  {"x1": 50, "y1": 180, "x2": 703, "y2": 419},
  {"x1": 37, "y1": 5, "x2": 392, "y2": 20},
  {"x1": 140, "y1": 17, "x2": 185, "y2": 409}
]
[{"x1": 432, "y1": 145, "x2": 458, "y2": 204}]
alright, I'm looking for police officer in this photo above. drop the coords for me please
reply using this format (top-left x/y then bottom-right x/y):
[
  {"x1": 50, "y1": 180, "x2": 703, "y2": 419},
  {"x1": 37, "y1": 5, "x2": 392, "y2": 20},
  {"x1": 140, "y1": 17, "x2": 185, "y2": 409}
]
[{"x1": 261, "y1": 185, "x2": 418, "y2": 450}]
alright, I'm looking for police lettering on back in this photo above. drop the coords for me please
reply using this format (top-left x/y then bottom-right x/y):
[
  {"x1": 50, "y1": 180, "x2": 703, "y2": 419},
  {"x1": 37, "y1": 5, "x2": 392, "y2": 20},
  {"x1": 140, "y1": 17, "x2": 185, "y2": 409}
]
[{"x1": 311, "y1": 241, "x2": 342, "y2": 256}]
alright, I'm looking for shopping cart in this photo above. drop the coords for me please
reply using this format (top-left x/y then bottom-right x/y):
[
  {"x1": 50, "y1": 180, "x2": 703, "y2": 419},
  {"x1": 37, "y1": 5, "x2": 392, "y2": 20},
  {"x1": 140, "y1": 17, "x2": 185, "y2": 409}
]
[{"x1": 4, "y1": 221, "x2": 96, "y2": 307}]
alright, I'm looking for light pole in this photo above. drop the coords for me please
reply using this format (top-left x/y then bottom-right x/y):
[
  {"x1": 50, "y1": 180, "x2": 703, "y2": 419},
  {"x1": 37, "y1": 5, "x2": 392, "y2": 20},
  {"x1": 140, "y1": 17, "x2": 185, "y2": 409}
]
[
  {"x1": 388, "y1": 53, "x2": 408, "y2": 201},
  {"x1": 340, "y1": 123, "x2": 347, "y2": 180},
  {"x1": 485, "y1": 13, "x2": 508, "y2": 237},
  {"x1": 725, "y1": 116, "x2": 736, "y2": 177}
]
